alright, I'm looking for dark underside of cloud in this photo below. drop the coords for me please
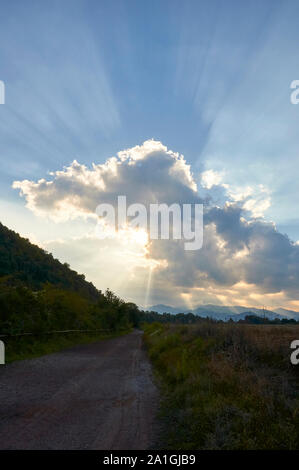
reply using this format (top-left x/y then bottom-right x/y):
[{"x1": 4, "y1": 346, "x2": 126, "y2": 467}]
[{"x1": 13, "y1": 140, "x2": 299, "y2": 304}]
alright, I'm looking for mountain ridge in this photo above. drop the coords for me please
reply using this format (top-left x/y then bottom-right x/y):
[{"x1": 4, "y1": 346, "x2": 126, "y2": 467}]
[
  {"x1": 147, "y1": 303, "x2": 299, "y2": 320},
  {"x1": 0, "y1": 221, "x2": 100, "y2": 301}
]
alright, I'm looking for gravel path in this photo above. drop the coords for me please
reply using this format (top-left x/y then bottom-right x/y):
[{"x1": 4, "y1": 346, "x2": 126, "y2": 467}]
[{"x1": 0, "y1": 330, "x2": 158, "y2": 449}]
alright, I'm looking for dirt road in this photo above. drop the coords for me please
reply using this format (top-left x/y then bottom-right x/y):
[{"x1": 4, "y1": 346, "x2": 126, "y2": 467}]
[{"x1": 0, "y1": 330, "x2": 158, "y2": 449}]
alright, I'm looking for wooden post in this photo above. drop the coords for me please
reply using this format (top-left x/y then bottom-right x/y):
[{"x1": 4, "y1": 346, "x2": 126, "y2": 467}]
[{"x1": 0, "y1": 340, "x2": 5, "y2": 364}]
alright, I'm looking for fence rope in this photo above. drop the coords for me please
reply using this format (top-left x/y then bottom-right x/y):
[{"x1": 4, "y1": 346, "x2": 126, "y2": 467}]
[{"x1": 0, "y1": 328, "x2": 129, "y2": 338}]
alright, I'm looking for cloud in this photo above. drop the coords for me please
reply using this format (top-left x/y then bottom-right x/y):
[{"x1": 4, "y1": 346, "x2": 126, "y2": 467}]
[
  {"x1": 201, "y1": 169, "x2": 223, "y2": 189},
  {"x1": 13, "y1": 140, "x2": 200, "y2": 221},
  {"x1": 13, "y1": 140, "x2": 299, "y2": 307},
  {"x1": 201, "y1": 169, "x2": 272, "y2": 219}
]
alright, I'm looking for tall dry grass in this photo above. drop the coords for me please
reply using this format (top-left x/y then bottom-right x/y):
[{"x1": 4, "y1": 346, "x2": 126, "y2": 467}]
[{"x1": 144, "y1": 321, "x2": 299, "y2": 449}]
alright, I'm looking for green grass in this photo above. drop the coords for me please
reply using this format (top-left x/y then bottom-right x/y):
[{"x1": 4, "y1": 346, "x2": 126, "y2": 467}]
[
  {"x1": 143, "y1": 322, "x2": 299, "y2": 450},
  {"x1": 3, "y1": 328, "x2": 131, "y2": 363}
]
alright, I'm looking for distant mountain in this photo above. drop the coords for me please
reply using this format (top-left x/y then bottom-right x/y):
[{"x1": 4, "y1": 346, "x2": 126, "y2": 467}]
[
  {"x1": 192, "y1": 305, "x2": 284, "y2": 321},
  {"x1": 148, "y1": 304, "x2": 186, "y2": 315},
  {"x1": 147, "y1": 303, "x2": 296, "y2": 320},
  {"x1": 274, "y1": 308, "x2": 299, "y2": 321}
]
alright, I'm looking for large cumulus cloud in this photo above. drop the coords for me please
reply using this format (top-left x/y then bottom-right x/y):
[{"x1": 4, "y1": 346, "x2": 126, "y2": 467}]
[
  {"x1": 13, "y1": 140, "x2": 200, "y2": 220},
  {"x1": 13, "y1": 140, "x2": 299, "y2": 306},
  {"x1": 150, "y1": 204, "x2": 299, "y2": 298}
]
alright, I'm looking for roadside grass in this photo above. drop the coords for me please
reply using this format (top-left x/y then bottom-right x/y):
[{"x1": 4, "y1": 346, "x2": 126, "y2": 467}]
[
  {"x1": 3, "y1": 328, "x2": 131, "y2": 363},
  {"x1": 143, "y1": 322, "x2": 299, "y2": 450}
]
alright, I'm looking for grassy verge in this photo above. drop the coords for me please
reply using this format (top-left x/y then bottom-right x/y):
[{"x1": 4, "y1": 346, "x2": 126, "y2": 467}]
[
  {"x1": 143, "y1": 322, "x2": 299, "y2": 450},
  {"x1": 3, "y1": 329, "x2": 131, "y2": 363}
]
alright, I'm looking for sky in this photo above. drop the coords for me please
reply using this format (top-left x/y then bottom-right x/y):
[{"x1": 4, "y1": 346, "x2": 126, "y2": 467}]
[{"x1": 1, "y1": 0, "x2": 299, "y2": 310}]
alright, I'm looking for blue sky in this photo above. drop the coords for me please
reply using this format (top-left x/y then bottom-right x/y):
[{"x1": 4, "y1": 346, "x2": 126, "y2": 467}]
[{"x1": 1, "y1": 0, "x2": 299, "y2": 308}]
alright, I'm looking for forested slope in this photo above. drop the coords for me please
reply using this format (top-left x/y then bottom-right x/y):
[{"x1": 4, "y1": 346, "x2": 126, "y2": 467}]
[
  {"x1": 0, "y1": 222, "x2": 99, "y2": 301},
  {"x1": 0, "y1": 222, "x2": 139, "y2": 337}
]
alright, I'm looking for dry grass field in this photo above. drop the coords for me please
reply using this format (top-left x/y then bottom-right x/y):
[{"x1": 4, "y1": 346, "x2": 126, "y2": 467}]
[{"x1": 144, "y1": 321, "x2": 299, "y2": 449}]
